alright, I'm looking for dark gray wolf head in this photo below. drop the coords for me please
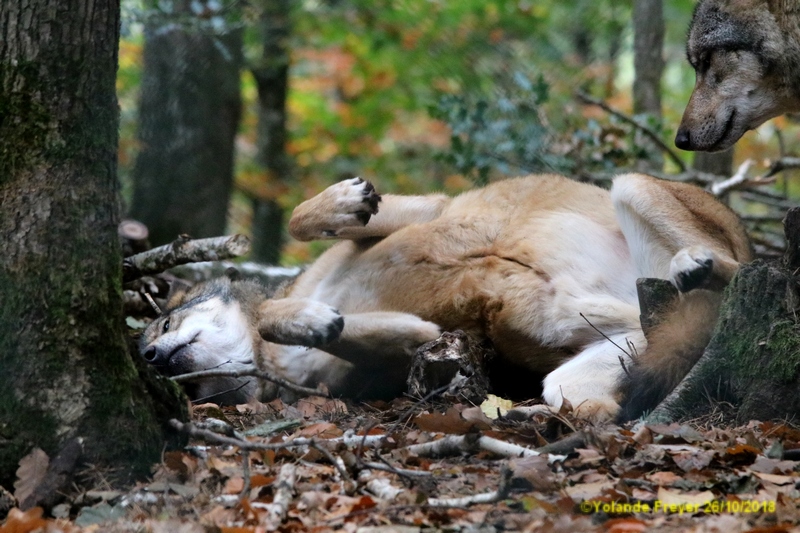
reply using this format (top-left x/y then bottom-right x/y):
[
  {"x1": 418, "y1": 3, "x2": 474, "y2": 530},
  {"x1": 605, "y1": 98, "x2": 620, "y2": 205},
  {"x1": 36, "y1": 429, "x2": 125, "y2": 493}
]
[
  {"x1": 139, "y1": 277, "x2": 267, "y2": 404},
  {"x1": 675, "y1": 0, "x2": 800, "y2": 151}
]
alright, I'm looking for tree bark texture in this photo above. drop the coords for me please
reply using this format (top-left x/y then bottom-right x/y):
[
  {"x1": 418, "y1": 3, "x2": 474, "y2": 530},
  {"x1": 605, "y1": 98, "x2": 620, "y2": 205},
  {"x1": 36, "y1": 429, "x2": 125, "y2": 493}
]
[
  {"x1": 251, "y1": 0, "x2": 292, "y2": 264},
  {"x1": 128, "y1": 5, "x2": 243, "y2": 246},
  {"x1": 0, "y1": 0, "x2": 187, "y2": 487},
  {"x1": 632, "y1": 0, "x2": 665, "y2": 170},
  {"x1": 652, "y1": 260, "x2": 800, "y2": 424}
]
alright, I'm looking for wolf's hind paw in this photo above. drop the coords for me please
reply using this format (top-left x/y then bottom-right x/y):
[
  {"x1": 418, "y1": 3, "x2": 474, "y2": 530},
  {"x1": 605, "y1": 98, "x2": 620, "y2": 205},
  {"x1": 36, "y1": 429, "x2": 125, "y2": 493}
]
[{"x1": 669, "y1": 246, "x2": 714, "y2": 292}]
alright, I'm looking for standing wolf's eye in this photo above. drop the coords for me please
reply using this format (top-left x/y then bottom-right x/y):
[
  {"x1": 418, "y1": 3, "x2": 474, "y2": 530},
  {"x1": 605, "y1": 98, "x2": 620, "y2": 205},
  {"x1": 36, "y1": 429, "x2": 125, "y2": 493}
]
[{"x1": 162, "y1": 318, "x2": 171, "y2": 333}]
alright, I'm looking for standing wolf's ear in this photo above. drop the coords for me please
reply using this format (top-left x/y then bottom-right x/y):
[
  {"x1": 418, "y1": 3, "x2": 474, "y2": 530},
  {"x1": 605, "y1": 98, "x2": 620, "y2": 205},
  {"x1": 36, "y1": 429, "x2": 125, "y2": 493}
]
[{"x1": 165, "y1": 279, "x2": 193, "y2": 312}]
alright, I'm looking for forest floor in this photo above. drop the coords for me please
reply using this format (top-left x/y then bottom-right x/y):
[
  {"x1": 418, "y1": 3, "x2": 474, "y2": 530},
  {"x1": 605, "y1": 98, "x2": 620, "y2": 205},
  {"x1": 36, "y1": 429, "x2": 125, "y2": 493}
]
[{"x1": 5, "y1": 394, "x2": 800, "y2": 533}]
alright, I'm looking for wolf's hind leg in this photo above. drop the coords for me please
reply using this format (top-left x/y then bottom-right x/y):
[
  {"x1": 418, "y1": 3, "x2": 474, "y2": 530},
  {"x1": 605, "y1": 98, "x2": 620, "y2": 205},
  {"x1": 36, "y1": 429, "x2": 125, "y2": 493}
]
[
  {"x1": 540, "y1": 330, "x2": 646, "y2": 421},
  {"x1": 610, "y1": 173, "x2": 751, "y2": 283},
  {"x1": 322, "y1": 312, "x2": 442, "y2": 367},
  {"x1": 289, "y1": 178, "x2": 449, "y2": 241}
]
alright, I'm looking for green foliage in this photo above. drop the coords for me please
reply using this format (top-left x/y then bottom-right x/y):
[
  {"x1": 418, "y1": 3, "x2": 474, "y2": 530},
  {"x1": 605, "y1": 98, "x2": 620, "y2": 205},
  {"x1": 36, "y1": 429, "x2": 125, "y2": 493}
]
[{"x1": 428, "y1": 74, "x2": 572, "y2": 185}]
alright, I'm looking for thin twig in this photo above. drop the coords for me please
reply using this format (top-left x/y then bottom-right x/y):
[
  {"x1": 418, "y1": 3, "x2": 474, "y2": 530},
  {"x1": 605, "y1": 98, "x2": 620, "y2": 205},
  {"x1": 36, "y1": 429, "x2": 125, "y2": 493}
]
[
  {"x1": 172, "y1": 367, "x2": 329, "y2": 398},
  {"x1": 426, "y1": 466, "x2": 513, "y2": 507},
  {"x1": 579, "y1": 313, "x2": 632, "y2": 357},
  {"x1": 575, "y1": 91, "x2": 686, "y2": 172}
]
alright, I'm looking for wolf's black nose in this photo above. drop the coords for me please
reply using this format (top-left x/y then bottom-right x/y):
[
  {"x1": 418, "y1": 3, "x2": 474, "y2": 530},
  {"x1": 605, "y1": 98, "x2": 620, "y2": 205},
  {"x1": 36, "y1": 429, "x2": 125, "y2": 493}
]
[
  {"x1": 675, "y1": 128, "x2": 692, "y2": 150},
  {"x1": 143, "y1": 346, "x2": 166, "y2": 366}
]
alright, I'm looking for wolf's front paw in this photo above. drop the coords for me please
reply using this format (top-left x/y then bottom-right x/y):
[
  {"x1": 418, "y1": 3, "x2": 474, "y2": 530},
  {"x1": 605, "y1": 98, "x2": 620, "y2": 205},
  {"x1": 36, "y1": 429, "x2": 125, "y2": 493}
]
[
  {"x1": 321, "y1": 177, "x2": 381, "y2": 236},
  {"x1": 670, "y1": 246, "x2": 714, "y2": 292},
  {"x1": 259, "y1": 300, "x2": 344, "y2": 347}
]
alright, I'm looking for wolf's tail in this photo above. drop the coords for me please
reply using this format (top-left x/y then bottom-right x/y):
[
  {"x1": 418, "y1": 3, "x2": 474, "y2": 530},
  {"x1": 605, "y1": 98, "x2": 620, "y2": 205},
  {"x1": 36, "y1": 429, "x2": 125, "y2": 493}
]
[{"x1": 615, "y1": 290, "x2": 723, "y2": 422}]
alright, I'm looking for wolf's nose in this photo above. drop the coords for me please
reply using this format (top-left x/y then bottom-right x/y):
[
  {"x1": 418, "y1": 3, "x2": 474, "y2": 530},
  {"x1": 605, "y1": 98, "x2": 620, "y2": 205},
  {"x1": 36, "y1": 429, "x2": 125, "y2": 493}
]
[
  {"x1": 143, "y1": 346, "x2": 167, "y2": 366},
  {"x1": 675, "y1": 128, "x2": 692, "y2": 150}
]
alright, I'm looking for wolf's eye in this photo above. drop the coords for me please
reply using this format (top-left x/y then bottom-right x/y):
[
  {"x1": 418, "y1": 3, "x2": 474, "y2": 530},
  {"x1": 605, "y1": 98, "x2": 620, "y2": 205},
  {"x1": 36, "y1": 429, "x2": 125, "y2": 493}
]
[{"x1": 162, "y1": 318, "x2": 171, "y2": 333}]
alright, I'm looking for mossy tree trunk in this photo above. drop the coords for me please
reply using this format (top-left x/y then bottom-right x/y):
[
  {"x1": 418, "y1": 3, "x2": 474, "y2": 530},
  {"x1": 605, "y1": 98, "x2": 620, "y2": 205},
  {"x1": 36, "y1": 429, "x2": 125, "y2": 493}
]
[
  {"x1": 128, "y1": 1, "x2": 243, "y2": 246},
  {"x1": 647, "y1": 210, "x2": 800, "y2": 424},
  {"x1": 0, "y1": 0, "x2": 187, "y2": 488}
]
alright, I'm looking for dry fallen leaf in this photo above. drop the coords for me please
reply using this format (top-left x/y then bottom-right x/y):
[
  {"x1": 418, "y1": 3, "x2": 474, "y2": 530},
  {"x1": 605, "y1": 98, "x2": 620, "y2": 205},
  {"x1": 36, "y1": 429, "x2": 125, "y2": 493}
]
[{"x1": 13, "y1": 448, "x2": 49, "y2": 506}]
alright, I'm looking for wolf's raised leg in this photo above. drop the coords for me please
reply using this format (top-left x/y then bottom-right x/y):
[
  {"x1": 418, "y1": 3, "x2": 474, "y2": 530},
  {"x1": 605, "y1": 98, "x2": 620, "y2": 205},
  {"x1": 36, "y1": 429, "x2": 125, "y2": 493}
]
[
  {"x1": 610, "y1": 173, "x2": 751, "y2": 288},
  {"x1": 258, "y1": 300, "x2": 439, "y2": 365},
  {"x1": 322, "y1": 312, "x2": 442, "y2": 366},
  {"x1": 611, "y1": 174, "x2": 752, "y2": 422},
  {"x1": 257, "y1": 298, "x2": 344, "y2": 347},
  {"x1": 289, "y1": 177, "x2": 449, "y2": 241}
]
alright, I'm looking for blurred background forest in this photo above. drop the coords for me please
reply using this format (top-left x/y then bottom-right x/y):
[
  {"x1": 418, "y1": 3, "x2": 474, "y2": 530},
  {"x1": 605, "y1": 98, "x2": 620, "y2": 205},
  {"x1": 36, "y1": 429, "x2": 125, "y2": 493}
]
[{"x1": 117, "y1": 0, "x2": 800, "y2": 266}]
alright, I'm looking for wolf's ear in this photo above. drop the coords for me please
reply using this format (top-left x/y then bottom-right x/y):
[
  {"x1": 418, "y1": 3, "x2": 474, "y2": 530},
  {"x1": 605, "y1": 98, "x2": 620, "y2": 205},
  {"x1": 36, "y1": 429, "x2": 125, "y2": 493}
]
[{"x1": 165, "y1": 279, "x2": 193, "y2": 311}]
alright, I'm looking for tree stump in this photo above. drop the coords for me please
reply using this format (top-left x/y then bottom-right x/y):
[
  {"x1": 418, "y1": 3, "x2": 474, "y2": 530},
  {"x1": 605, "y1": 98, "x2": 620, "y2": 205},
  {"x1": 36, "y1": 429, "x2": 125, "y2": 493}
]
[
  {"x1": 407, "y1": 331, "x2": 494, "y2": 405},
  {"x1": 644, "y1": 208, "x2": 800, "y2": 424}
]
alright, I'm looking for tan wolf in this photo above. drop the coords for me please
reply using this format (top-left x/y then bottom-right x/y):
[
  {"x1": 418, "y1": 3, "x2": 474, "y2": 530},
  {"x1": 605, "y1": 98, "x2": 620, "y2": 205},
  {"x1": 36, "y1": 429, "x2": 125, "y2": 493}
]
[
  {"x1": 675, "y1": 0, "x2": 800, "y2": 151},
  {"x1": 140, "y1": 174, "x2": 751, "y2": 421}
]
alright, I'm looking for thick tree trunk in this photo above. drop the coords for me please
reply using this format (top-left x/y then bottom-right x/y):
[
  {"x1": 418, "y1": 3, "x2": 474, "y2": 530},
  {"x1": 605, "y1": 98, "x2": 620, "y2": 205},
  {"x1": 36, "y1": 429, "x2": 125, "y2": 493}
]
[
  {"x1": 645, "y1": 209, "x2": 800, "y2": 424},
  {"x1": 250, "y1": 0, "x2": 292, "y2": 264},
  {"x1": 632, "y1": 0, "x2": 665, "y2": 170},
  {"x1": 0, "y1": 0, "x2": 187, "y2": 488},
  {"x1": 128, "y1": 3, "x2": 243, "y2": 246}
]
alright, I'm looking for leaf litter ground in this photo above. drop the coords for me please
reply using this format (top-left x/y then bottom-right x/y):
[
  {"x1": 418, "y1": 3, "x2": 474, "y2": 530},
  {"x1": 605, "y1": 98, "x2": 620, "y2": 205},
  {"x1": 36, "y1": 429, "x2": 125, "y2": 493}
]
[{"x1": 4, "y1": 395, "x2": 800, "y2": 533}]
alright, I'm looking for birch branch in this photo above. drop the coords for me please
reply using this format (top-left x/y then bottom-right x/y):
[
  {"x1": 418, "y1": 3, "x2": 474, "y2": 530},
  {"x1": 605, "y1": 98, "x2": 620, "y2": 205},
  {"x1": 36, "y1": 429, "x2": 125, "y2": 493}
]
[
  {"x1": 123, "y1": 234, "x2": 251, "y2": 282},
  {"x1": 259, "y1": 463, "x2": 296, "y2": 530},
  {"x1": 404, "y1": 434, "x2": 539, "y2": 459},
  {"x1": 426, "y1": 466, "x2": 512, "y2": 507},
  {"x1": 170, "y1": 420, "x2": 385, "y2": 451}
]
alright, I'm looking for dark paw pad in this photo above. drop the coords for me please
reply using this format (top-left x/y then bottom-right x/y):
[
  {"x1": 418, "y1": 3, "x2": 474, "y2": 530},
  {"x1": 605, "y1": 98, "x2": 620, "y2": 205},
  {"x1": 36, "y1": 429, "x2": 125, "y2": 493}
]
[{"x1": 676, "y1": 258, "x2": 713, "y2": 292}]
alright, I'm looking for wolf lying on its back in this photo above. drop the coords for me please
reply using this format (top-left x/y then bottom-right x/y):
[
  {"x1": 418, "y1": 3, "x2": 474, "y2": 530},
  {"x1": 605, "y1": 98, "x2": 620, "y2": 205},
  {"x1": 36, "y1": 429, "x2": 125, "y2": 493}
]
[
  {"x1": 675, "y1": 0, "x2": 800, "y2": 151},
  {"x1": 140, "y1": 174, "x2": 751, "y2": 421}
]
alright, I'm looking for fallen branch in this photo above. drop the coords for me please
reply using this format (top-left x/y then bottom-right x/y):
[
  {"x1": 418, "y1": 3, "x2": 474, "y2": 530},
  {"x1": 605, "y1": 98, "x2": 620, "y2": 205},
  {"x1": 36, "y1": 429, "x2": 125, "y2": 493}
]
[
  {"x1": 257, "y1": 463, "x2": 296, "y2": 530},
  {"x1": 172, "y1": 366, "x2": 329, "y2": 398},
  {"x1": 576, "y1": 91, "x2": 687, "y2": 172},
  {"x1": 170, "y1": 420, "x2": 385, "y2": 451},
  {"x1": 404, "y1": 434, "x2": 539, "y2": 459},
  {"x1": 763, "y1": 156, "x2": 800, "y2": 178},
  {"x1": 358, "y1": 471, "x2": 405, "y2": 500},
  {"x1": 123, "y1": 234, "x2": 251, "y2": 282},
  {"x1": 426, "y1": 466, "x2": 512, "y2": 507}
]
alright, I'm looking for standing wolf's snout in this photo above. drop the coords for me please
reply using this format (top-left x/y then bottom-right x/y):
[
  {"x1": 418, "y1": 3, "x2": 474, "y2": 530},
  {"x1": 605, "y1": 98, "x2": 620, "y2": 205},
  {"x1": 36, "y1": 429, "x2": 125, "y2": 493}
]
[{"x1": 674, "y1": 128, "x2": 692, "y2": 150}]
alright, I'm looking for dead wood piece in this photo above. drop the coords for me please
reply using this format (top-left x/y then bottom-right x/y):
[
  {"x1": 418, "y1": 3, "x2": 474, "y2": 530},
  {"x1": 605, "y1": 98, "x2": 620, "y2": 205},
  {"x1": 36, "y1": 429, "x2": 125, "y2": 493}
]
[
  {"x1": 404, "y1": 434, "x2": 539, "y2": 459},
  {"x1": 764, "y1": 156, "x2": 800, "y2": 178},
  {"x1": 358, "y1": 470, "x2": 404, "y2": 500},
  {"x1": 636, "y1": 278, "x2": 679, "y2": 338},
  {"x1": 426, "y1": 466, "x2": 512, "y2": 507},
  {"x1": 783, "y1": 207, "x2": 800, "y2": 271},
  {"x1": 259, "y1": 463, "x2": 296, "y2": 530},
  {"x1": 407, "y1": 331, "x2": 494, "y2": 404},
  {"x1": 119, "y1": 219, "x2": 151, "y2": 257},
  {"x1": 170, "y1": 420, "x2": 385, "y2": 451},
  {"x1": 123, "y1": 234, "x2": 251, "y2": 282}
]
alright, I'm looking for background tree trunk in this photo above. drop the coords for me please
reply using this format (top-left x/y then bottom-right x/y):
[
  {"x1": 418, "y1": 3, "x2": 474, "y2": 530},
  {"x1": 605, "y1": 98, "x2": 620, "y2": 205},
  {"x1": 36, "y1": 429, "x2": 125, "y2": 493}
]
[
  {"x1": 128, "y1": 2, "x2": 243, "y2": 246},
  {"x1": 250, "y1": 0, "x2": 293, "y2": 264},
  {"x1": 0, "y1": 0, "x2": 187, "y2": 487},
  {"x1": 632, "y1": 0, "x2": 665, "y2": 170},
  {"x1": 693, "y1": 148, "x2": 734, "y2": 176}
]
